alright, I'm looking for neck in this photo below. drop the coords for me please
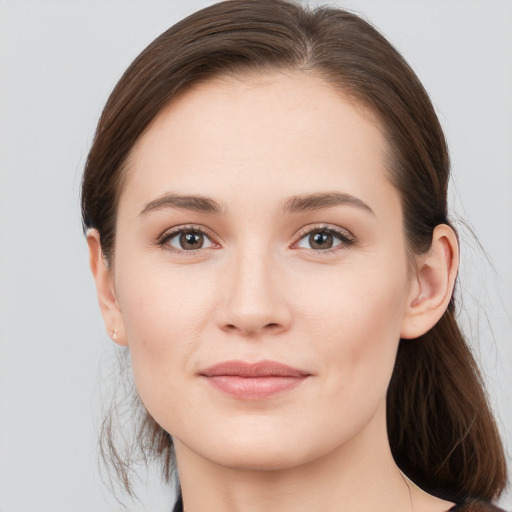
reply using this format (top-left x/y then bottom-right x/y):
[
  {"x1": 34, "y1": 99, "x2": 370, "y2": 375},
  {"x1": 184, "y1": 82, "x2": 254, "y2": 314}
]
[{"x1": 174, "y1": 403, "x2": 416, "y2": 512}]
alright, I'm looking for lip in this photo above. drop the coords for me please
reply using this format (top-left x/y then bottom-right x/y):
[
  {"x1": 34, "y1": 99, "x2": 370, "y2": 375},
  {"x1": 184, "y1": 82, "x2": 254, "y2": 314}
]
[{"x1": 199, "y1": 360, "x2": 310, "y2": 400}]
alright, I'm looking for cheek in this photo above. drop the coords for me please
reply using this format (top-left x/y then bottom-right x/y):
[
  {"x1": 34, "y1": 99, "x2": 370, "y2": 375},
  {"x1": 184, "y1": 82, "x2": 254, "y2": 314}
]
[
  {"x1": 117, "y1": 253, "x2": 215, "y2": 339},
  {"x1": 114, "y1": 261, "x2": 216, "y2": 412},
  {"x1": 301, "y1": 257, "x2": 409, "y2": 398}
]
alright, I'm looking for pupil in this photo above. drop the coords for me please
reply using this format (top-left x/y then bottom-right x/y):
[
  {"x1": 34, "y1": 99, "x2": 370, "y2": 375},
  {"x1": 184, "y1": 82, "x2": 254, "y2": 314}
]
[
  {"x1": 310, "y1": 232, "x2": 333, "y2": 249},
  {"x1": 180, "y1": 231, "x2": 203, "y2": 249}
]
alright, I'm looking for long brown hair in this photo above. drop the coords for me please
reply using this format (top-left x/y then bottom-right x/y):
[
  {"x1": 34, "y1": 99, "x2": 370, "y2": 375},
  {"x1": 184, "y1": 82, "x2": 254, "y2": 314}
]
[{"x1": 81, "y1": 0, "x2": 507, "y2": 503}]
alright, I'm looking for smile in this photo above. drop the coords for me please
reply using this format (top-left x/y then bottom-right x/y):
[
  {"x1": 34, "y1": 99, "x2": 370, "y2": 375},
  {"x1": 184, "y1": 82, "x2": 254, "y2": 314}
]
[{"x1": 199, "y1": 360, "x2": 311, "y2": 400}]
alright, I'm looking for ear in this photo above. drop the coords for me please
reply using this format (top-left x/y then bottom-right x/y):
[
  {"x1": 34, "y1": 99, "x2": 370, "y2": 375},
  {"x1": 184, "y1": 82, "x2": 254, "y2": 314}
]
[
  {"x1": 87, "y1": 229, "x2": 127, "y2": 346},
  {"x1": 400, "y1": 224, "x2": 459, "y2": 339}
]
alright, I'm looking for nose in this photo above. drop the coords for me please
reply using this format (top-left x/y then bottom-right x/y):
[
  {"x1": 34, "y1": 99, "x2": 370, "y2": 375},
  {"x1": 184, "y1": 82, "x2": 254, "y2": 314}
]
[{"x1": 215, "y1": 246, "x2": 292, "y2": 337}]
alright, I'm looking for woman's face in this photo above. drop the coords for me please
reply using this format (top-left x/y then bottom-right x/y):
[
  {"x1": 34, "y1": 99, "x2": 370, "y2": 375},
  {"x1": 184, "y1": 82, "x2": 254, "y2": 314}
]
[{"x1": 111, "y1": 71, "x2": 417, "y2": 470}]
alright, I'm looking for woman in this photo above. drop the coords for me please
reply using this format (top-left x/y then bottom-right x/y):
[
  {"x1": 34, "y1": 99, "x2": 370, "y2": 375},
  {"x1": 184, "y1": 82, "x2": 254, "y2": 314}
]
[{"x1": 82, "y1": 1, "x2": 508, "y2": 510}]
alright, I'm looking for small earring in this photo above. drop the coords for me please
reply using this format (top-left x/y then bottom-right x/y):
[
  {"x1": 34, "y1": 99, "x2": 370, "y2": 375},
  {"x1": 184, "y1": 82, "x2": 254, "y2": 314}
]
[{"x1": 112, "y1": 329, "x2": 118, "y2": 340}]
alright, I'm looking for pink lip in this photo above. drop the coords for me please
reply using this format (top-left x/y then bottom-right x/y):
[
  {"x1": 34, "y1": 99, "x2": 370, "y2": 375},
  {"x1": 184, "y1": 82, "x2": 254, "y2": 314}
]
[{"x1": 199, "y1": 360, "x2": 310, "y2": 400}]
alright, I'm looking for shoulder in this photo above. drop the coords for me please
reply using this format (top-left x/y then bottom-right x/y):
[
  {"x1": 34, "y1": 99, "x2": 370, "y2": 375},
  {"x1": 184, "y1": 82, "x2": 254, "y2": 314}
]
[{"x1": 449, "y1": 501, "x2": 509, "y2": 512}]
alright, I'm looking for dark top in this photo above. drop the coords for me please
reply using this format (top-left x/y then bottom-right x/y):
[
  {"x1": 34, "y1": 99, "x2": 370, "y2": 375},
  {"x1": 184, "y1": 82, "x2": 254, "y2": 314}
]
[{"x1": 172, "y1": 495, "x2": 507, "y2": 511}]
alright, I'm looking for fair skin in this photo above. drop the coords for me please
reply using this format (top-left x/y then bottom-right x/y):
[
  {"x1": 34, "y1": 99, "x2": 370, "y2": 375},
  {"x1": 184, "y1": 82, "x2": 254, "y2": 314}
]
[{"x1": 88, "y1": 71, "x2": 459, "y2": 512}]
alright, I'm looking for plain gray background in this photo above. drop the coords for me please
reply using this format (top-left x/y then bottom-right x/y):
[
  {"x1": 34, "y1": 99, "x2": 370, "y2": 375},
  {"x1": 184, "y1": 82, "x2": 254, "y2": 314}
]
[{"x1": 0, "y1": 1, "x2": 511, "y2": 510}]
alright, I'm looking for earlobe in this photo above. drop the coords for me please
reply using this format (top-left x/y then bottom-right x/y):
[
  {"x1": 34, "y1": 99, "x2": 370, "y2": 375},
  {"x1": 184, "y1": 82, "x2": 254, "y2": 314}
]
[
  {"x1": 400, "y1": 224, "x2": 459, "y2": 340},
  {"x1": 86, "y1": 229, "x2": 128, "y2": 346}
]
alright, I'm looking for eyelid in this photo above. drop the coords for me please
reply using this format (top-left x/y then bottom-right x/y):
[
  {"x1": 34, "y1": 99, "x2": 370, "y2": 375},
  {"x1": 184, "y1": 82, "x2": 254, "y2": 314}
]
[
  {"x1": 157, "y1": 224, "x2": 221, "y2": 253},
  {"x1": 291, "y1": 223, "x2": 356, "y2": 252}
]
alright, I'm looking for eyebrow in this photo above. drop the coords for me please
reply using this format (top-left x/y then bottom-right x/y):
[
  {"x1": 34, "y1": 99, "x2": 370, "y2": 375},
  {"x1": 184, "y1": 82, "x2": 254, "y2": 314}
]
[
  {"x1": 140, "y1": 191, "x2": 374, "y2": 217},
  {"x1": 140, "y1": 193, "x2": 226, "y2": 216},
  {"x1": 282, "y1": 192, "x2": 375, "y2": 215}
]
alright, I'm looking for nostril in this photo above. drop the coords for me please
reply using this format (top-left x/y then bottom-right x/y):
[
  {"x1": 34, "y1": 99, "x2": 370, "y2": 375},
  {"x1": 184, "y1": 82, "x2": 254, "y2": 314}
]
[{"x1": 223, "y1": 322, "x2": 281, "y2": 334}]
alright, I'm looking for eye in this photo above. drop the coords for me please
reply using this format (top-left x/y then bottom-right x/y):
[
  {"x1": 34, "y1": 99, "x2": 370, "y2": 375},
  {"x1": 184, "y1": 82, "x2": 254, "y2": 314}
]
[
  {"x1": 294, "y1": 225, "x2": 355, "y2": 251},
  {"x1": 159, "y1": 227, "x2": 216, "y2": 252}
]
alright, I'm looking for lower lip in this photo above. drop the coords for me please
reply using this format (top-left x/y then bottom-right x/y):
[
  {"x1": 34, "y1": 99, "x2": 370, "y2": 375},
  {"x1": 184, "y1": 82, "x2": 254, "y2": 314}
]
[{"x1": 204, "y1": 375, "x2": 307, "y2": 400}]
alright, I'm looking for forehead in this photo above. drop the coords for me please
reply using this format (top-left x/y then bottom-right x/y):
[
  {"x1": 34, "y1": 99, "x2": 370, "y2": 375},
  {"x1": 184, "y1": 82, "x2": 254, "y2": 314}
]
[{"x1": 120, "y1": 71, "x2": 398, "y2": 220}]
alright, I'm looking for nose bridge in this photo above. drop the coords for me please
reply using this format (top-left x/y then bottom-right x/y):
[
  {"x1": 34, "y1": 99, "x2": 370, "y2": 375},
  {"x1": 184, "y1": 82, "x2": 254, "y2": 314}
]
[{"x1": 219, "y1": 240, "x2": 290, "y2": 336}]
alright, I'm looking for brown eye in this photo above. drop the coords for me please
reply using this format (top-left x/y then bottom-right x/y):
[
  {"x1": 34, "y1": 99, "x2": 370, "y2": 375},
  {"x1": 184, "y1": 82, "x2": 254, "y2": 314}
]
[
  {"x1": 179, "y1": 231, "x2": 204, "y2": 250},
  {"x1": 295, "y1": 226, "x2": 354, "y2": 251},
  {"x1": 162, "y1": 228, "x2": 214, "y2": 251},
  {"x1": 309, "y1": 231, "x2": 334, "y2": 249}
]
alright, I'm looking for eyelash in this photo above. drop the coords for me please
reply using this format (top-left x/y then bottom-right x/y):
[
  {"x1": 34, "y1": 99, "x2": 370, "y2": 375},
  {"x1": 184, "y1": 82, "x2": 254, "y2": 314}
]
[
  {"x1": 157, "y1": 223, "x2": 355, "y2": 255},
  {"x1": 291, "y1": 224, "x2": 356, "y2": 256},
  {"x1": 157, "y1": 225, "x2": 218, "y2": 255}
]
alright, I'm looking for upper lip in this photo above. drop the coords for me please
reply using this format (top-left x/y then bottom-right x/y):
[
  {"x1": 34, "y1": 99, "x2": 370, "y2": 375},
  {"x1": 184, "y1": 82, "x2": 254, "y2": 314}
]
[{"x1": 199, "y1": 360, "x2": 310, "y2": 378}]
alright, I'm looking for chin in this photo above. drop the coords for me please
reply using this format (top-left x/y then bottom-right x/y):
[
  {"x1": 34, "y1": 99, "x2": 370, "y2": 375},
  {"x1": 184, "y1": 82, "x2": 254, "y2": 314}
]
[
  {"x1": 205, "y1": 442, "x2": 316, "y2": 472},
  {"x1": 173, "y1": 414, "x2": 357, "y2": 473}
]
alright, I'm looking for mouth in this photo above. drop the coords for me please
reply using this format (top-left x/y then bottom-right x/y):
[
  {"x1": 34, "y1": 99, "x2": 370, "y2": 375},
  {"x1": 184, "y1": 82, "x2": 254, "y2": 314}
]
[{"x1": 199, "y1": 360, "x2": 311, "y2": 400}]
